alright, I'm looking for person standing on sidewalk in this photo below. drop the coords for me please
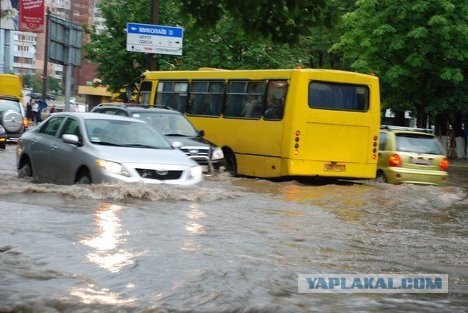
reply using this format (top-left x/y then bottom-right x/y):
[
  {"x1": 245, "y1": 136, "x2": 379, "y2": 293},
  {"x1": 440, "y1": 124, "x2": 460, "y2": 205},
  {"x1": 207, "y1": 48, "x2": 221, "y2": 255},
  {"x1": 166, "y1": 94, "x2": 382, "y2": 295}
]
[
  {"x1": 31, "y1": 101, "x2": 39, "y2": 123},
  {"x1": 26, "y1": 100, "x2": 33, "y2": 121}
]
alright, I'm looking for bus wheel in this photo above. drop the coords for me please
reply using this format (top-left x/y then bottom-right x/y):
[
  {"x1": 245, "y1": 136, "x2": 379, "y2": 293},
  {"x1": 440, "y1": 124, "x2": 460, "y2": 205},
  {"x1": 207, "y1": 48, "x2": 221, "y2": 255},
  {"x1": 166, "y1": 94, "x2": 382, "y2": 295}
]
[{"x1": 224, "y1": 149, "x2": 237, "y2": 176}]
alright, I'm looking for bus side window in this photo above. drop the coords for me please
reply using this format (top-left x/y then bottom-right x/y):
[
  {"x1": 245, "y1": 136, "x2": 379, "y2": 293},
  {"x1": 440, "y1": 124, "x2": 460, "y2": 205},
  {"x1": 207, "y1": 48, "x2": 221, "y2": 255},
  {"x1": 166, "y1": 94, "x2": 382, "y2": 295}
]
[
  {"x1": 188, "y1": 81, "x2": 225, "y2": 117},
  {"x1": 188, "y1": 81, "x2": 208, "y2": 115},
  {"x1": 208, "y1": 82, "x2": 225, "y2": 116},
  {"x1": 139, "y1": 81, "x2": 153, "y2": 104},
  {"x1": 155, "y1": 81, "x2": 188, "y2": 113},
  {"x1": 224, "y1": 81, "x2": 246, "y2": 118},
  {"x1": 224, "y1": 81, "x2": 265, "y2": 119},
  {"x1": 264, "y1": 80, "x2": 288, "y2": 121}
]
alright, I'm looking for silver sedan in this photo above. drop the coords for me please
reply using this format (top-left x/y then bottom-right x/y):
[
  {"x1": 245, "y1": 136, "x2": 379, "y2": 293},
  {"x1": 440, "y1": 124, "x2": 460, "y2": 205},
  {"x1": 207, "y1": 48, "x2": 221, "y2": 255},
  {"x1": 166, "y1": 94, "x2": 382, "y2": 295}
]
[{"x1": 16, "y1": 112, "x2": 203, "y2": 185}]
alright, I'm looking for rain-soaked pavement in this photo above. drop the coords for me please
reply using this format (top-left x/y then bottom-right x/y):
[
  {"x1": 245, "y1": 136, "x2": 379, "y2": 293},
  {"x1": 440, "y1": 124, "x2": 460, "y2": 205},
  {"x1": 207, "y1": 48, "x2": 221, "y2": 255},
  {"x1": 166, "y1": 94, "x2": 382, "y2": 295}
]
[{"x1": 0, "y1": 143, "x2": 467, "y2": 312}]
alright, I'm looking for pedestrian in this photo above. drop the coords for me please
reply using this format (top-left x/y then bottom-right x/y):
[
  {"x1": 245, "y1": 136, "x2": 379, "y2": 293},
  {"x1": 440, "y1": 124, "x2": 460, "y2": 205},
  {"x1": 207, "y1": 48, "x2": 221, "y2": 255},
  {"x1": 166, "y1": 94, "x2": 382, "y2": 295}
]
[
  {"x1": 31, "y1": 101, "x2": 39, "y2": 123},
  {"x1": 50, "y1": 104, "x2": 56, "y2": 114},
  {"x1": 26, "y1": 100, "x2": 33, "y2": 121}
]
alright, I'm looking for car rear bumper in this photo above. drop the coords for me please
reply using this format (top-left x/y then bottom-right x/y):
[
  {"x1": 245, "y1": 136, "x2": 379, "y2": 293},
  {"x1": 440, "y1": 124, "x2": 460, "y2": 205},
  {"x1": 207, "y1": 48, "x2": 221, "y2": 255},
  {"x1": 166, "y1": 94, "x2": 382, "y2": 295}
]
[{"x1": 382, "y1": 167, "x2": 448, "y2": 185}]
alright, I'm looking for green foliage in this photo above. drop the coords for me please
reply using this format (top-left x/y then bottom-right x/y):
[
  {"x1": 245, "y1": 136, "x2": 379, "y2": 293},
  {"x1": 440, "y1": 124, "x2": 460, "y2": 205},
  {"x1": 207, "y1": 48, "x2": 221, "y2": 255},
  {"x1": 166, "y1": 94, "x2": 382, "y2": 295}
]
[
  {"x1": 333, "y1": 0, "x2": 467, "y2": 119},
  {"x1": 181, "y1": 0, "x2": 330, "y2": 42},
  {"x1": 31, "y1": 73, "x2": 42, "y2": 92},
  {"x1": 85, "y1": 0, "x2": 335, "y2": 92},
  {"x1": 178, "y1": 16, "x2": 305, "y2": 70},
  {"x1": 22, "y1": 73, "x2": 33, "y2": 88},
  {"x1": 85, "y1": 0, "x2": 154, "y2": 92}
]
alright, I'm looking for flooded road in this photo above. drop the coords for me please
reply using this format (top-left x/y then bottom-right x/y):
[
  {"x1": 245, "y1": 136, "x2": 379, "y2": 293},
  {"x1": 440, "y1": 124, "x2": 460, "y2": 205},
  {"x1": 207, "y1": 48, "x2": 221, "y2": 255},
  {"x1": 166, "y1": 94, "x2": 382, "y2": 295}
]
[{"x1": 0, "y1": 144, "x2": 467, "y2": 312}]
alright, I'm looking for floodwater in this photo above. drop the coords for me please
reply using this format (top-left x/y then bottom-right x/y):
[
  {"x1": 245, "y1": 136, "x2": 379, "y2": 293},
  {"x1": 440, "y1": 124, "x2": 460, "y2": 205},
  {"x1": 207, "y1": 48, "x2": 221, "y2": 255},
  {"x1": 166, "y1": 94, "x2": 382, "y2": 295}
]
[{"x1": 0, "y1": 144, "x2": 467, "y2": 312}]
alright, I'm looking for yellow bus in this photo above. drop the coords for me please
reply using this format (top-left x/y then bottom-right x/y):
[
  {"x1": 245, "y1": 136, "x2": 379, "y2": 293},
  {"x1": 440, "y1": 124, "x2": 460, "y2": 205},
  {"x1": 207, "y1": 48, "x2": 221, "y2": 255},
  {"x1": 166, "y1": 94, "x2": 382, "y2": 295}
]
[
  {"x1": 137, "y1": 68, "x2": 380, "y2": 179},
  {"x1": 0, "y1": 73, "x2": 22, "y2": 101}
]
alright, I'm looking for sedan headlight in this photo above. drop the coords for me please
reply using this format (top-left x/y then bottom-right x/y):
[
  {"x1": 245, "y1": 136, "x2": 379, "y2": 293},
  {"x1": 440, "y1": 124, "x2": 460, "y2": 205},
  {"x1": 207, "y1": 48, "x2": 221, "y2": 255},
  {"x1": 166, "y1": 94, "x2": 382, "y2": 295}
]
[
  {"x1": 96, "y1": 159, "x2": 130, "y2": 177},
  {"x1": 211, "y1": 147, "x2": 224, "y2": 160},
  {"x1": 189, "y1": 165, "x2": 203, "y2": 179}
]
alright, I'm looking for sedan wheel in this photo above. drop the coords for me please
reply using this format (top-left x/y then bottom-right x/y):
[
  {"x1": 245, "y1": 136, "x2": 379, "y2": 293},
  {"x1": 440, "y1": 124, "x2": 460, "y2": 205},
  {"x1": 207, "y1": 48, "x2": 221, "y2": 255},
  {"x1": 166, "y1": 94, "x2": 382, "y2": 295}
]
[
  {"x1": 376, "y1": 170, "x2": 387, "y2": 183},
  {"x1": 76, "y1": 171, "x2": 92, "y2": 184},
  {"x1": 18, "y1": 160, "x2": 32, "y2": 178}
]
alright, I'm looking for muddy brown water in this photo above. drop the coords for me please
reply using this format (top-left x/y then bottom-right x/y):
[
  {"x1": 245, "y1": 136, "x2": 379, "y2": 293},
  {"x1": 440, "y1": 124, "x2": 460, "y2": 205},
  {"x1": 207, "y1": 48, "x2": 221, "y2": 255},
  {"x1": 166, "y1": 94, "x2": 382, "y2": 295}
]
[{"x1": 0, "y1": 144, "x2": 466, "y2": 312}]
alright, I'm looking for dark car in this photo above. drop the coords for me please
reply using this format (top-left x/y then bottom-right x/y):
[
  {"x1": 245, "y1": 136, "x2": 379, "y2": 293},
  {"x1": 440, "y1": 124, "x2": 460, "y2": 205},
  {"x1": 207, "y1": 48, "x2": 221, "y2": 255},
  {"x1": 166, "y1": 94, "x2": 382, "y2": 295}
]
[
  {"x1": 29, "y1": 92, "x2": 55, "y2": 101},
  {"x1": 29, "y1": 92, "x2": 41, "y2": 100},
  {"x1": 91, "y1": 104, "x2": 224, "y2": 172},
  {"x1": 0, "y1": 96, "x2": 27, "y2": 141}
]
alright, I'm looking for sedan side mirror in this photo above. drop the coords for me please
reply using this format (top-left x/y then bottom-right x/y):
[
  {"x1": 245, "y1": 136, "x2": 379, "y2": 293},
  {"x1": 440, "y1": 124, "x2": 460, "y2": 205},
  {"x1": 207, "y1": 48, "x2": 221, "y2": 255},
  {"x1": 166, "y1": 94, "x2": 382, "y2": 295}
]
[
  {"x1": 197, "y1": 129, "x2": 205, "y2": 137},
  {"x1": 171, "y1": 141, "x2": 183, "y2": 149},
  {"x1": 62, "y1": 134, "x2": 81, "y2": 145}
]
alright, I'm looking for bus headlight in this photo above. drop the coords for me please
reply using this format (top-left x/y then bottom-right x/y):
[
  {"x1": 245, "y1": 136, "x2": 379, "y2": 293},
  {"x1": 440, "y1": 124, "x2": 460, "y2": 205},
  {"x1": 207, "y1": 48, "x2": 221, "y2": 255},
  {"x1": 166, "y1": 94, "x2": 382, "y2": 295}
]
[
  {"x1": 189, "y1": 165, "x2": 203, "y2": 179},
  {"x1": 211, "y1": 147, "x2": 224, "y2": 160},
  {"x1": 96, "y1": 159, "x2": 130, "y2": 177}
]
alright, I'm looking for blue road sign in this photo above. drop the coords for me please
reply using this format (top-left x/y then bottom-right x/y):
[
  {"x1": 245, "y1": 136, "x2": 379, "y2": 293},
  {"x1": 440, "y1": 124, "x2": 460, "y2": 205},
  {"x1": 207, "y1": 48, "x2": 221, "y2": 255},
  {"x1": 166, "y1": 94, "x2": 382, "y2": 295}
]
[
  {"x1": 127, "y1": 23, "x2": 183, "y2": 38},
  {"x1": 126, "y1": 23, "x2": 184, "y2": 55}
]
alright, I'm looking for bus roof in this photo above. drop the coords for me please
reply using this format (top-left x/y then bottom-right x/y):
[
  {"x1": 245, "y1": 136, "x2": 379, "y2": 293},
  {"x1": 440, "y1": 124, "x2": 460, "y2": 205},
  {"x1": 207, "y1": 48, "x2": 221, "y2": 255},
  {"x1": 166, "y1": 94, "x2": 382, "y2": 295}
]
[{"x1": 142, "y1": 68, "x2": 378, "y2": 82}]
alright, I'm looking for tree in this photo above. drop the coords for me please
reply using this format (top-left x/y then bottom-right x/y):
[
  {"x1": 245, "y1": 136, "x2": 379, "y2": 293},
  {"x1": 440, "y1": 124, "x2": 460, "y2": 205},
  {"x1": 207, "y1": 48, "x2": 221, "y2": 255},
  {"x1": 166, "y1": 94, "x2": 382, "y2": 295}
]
[
  {"x1": 181, "y1": 0, "x2": 330, "y2": 43},
  {"x1": 85, "y1": 0, "x2": 155, "y2": 93},
  {"x1": 178, "y1": 16, "x2": 306, "y2": 70},
  {"x1": 332, "y1": 0, "x2": 467, "y2": 127},
  {"x1": 85, "y1": 0, "x2": 317, "y2": 92}
]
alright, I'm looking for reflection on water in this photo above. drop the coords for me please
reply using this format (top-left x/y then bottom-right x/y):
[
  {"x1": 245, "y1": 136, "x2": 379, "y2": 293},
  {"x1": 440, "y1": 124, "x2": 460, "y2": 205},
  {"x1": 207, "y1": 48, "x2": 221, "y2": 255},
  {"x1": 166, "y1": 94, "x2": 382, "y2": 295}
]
[
  {"x1": 81, "y1": 203, "x2": 134, "y2": 273},
  {"x1": 182, "y1": 203, "x2": 206, "y2": 251},
  {"x1": 70, "y1": 285, "x2": 134, "y2": 305},
  {"x1": 0, "y1": 145, "x2": 466, "y2": 312}
]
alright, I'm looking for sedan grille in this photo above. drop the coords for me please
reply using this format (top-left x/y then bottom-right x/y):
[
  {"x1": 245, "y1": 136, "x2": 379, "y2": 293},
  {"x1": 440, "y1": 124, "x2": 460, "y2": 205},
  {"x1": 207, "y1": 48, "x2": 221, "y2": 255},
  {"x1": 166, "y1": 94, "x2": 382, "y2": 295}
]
[
  {"x1": 135, "y1": 169, "x2": 183, "y2": 180},
  {"x1": 180, "y1": 147, "x2": 209, "y2": 157}
]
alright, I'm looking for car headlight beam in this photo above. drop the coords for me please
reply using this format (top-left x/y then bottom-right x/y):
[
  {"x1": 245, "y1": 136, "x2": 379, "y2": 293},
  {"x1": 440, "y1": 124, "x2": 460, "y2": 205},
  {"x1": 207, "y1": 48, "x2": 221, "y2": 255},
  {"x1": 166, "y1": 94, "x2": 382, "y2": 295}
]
[
  {"x1": 189, "y1": 165, "x2": 203, "y2": 179},
  {"x1": 96, "y1": 159, "x2": 130, "y2": 177},
  {"x1": 211, "y1": 147, "x2": 224, "y2": 160}
]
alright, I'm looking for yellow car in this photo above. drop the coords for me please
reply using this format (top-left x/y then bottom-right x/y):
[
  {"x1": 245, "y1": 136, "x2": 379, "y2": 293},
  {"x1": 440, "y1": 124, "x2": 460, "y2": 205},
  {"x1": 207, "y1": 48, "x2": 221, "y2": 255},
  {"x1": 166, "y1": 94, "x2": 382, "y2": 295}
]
[{"x1": 377, "y1": 126, "x2": 448, "y2": 185}]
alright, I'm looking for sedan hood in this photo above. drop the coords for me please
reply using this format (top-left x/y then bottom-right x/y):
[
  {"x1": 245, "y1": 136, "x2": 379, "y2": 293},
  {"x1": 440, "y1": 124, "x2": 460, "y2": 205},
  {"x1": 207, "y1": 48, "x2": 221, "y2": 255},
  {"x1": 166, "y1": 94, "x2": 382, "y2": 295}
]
[
  {"x1": 93, "y1": 145, "x2": 197, "y2": 167},
  {"x1": 166, "y1": 136, "x2": 215, "y2": 148}
]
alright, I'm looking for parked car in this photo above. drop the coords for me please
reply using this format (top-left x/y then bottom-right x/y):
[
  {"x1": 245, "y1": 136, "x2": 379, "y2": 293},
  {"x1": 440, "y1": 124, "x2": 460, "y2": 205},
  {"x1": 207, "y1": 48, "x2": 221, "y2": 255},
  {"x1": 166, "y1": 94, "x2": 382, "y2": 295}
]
[
  {"x1": 377, "y1": 126, "x2": 448, "y2": 185},
  {"x1": 91, "y1": 104, "x2": 224, "y2": 173},
  {"x1": 0, "y1": 96, "x2": 28, "y2": 141},
  {"x1": 29, "y1": 93, "x2": 55, "y2": 101},
  {"x1": 29, "y1": 92, "x2": 41, "y2": 100},
  {"x1": 0, "y1": 125, "x2": 6, "y2": 149},
  {"x1": 16, "y1": 112, "x2": 203, "y2": 185}
]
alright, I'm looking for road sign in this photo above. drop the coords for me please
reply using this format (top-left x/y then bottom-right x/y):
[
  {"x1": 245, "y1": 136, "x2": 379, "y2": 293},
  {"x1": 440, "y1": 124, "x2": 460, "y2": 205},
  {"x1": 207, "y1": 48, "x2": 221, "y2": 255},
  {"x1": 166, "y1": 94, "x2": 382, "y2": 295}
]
[{"x1": 126, "y1": 23, "x2": 183, "y2": 56}]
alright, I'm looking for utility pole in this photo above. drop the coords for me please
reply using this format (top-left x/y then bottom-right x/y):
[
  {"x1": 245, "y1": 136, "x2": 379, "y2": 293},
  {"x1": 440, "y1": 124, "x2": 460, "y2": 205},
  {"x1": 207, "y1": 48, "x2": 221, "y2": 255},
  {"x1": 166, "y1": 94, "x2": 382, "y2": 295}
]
[
  {"x1": 41, "y1": 9, "x2": 50, "y2": 100},
  {"x1": 147, "y1": 0, "x2": 159, "y2": 70}
]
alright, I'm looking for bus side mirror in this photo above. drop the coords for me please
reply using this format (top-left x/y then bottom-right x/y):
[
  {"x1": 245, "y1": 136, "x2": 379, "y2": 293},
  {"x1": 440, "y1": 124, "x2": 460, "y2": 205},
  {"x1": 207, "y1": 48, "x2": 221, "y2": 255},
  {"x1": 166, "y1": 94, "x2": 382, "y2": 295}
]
[{"x1": 197, "y1": 130, "x2": 205, "y2": 137}]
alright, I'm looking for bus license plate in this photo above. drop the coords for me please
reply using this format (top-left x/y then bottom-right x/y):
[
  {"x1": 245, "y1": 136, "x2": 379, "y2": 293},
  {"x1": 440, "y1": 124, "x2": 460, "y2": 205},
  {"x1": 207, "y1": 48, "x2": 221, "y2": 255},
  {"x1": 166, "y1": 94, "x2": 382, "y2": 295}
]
[{"x1": 324, "y1": 163, "x2": 346, "y2": 172}]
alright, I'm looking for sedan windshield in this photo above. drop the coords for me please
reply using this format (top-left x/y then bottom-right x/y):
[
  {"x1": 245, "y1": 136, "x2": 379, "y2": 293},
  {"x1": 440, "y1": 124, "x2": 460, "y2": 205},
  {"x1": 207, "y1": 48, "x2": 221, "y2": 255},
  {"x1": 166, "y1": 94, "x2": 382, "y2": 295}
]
[
  {"x1": 0, "y1": 99, "x2": 21, "y2": 113},
  {"x1": 85, "y1": 119, "x2": 171, "y2": 149},
  {"x1": 396, "y1": 134, "x2": 443, "y2": 155},
  {"x1": 131, "y1": 112, "x2": 197, "y2": 137}
]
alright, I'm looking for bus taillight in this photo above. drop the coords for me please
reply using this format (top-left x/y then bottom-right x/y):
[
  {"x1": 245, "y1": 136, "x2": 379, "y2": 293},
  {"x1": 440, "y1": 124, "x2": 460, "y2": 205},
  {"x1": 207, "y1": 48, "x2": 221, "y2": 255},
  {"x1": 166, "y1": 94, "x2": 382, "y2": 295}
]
[
  {"x1": 372, "y1": 135, "x2": 378, "y2": 160},
  {"x1": 294, "y1": 130, "x2": 300, "y2": 152}
]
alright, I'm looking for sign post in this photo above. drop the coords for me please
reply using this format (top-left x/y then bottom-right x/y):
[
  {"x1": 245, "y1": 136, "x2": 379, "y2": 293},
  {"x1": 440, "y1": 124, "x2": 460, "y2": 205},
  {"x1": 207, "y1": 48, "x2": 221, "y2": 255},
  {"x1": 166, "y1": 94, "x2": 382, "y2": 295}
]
[{"x1": 126, "y1": 23, "x2": 183, "y2": 56}]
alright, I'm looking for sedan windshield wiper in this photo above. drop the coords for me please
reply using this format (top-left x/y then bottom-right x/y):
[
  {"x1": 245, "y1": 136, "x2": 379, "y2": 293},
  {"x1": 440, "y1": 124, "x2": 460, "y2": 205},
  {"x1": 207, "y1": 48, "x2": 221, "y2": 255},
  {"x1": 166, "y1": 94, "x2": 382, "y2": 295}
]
[
  {"x1": 119, "y1": 143, "x2": 162, "y2": 149},
  {"x1": 91, "y1": 141, "x2": 123, "y2": 147}
]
